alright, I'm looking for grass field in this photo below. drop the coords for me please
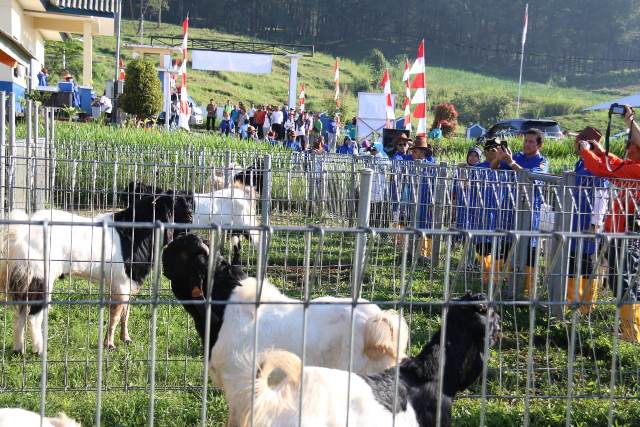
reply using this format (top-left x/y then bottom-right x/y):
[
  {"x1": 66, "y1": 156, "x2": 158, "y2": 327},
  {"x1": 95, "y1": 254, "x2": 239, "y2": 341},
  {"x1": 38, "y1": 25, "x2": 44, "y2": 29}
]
[{"x1": 61, "y1": 19, "x2": 625, "y2": 133}]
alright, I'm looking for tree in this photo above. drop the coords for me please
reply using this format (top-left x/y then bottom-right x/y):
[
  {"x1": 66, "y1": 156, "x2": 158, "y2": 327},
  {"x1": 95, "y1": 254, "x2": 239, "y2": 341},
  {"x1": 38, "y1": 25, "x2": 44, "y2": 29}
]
[
  {"x1": 120, "y1": 58, "x2": 163, "y2": 121},
  {"x1": 44, "y1": 39, "x2": 83, "y2": 82},
  {"x1": 149, "y1": 0, "x2": 169, "y2": 28}
]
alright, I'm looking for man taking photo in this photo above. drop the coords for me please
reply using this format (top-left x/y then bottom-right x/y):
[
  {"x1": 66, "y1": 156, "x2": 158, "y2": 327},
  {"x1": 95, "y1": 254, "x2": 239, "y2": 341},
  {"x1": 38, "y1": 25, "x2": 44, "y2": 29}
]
[
  {"x1": 579, "y1": 105, "x2": 640, "y2": 342},
  {"x1": 491, "y1": 129, "x2": 549, "y2": 298}
]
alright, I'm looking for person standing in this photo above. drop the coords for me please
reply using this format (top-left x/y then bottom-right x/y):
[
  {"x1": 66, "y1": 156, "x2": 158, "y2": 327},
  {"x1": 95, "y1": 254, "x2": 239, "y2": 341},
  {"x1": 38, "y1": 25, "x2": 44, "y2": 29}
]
[
  {"x1": 253, "y1": 105, "x2": 267, "y2": 139},
  {"x1": 271, "y1": 106, "x2": 284, "y2": 140},
  {"x1": 37, "y1": 67, "x2": 49, "y2": 87},
  {"x1": 492, "y1": 128, "x2": 549, "y2": 297},
  {"x1": 206, "y1": 99, "x2": 217, "y2": 132},
  {"x1": 220, "y1": 112, "x2": 235, "y2": 136},
  {"x1": 327, "y1": 114, "x2": 340, "y2": 153},
  {"x1": 579, "y1": 106, "x2": 640, "y2": 341},
  {"x1": 310, "y1": 113, "x2": 323, "y2": 146},
  {"x1": 566, "y1": 127, "x2": 608, "y2": 314},
  {"x1": 223, "y1": 99, "x2": 232, "y2": 116},
  {"x1": 262, "y1": 106, "x2": 272, "y2": 140}
]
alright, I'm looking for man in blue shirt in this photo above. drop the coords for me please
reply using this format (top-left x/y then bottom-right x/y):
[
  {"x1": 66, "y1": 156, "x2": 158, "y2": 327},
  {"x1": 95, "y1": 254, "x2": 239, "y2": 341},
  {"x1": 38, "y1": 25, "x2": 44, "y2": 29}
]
[
  {"x1": 390, "y1": 134, "x2": 413, "y2": 161},
  {"x1": 219, "y1": 112, "x2": 235, "y2": 136},
  {"x1": 492, "y1": 128, "x2": 549, "y2": 297},
  {"x1": 468, "y1": 138, "x2": 514, "y2": 284},
  {"x1": 568, "y1": 127, "x2": 608, "y2": 313},
  {"x1": 284, "y1": 129, "x2": 303, "y2": 152}
]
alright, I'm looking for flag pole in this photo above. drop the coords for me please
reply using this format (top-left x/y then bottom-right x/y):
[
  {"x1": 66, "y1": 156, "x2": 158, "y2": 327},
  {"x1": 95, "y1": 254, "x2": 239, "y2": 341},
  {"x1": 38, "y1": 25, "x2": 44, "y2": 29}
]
[{"x1": 516, "y1": 3, "x2": 528, "y2": 117}]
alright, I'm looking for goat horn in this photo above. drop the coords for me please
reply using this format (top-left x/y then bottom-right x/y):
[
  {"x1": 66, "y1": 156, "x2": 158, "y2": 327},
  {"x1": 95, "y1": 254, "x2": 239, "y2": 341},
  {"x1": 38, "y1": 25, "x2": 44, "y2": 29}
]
[{"x1": 199, "y1": 242, "x2": 210, "y2": 256}]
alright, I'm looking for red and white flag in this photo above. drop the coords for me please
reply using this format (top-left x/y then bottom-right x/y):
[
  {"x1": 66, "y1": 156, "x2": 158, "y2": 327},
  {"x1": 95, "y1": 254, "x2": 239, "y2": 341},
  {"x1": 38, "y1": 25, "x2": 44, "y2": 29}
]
[
  {"x1": 410, "y1": 40, "x2": 427, "y2": 136},
  {"x1": 178, "y1": 15, "x2": 190, "y2": 130},
  {"x1": 403, "y1": 59, "x2": 411, "y2": 131},
  {"x1": 334, "y1": 57, "x2": 340, "y2": 108},
  {"x1": 299, "y1": 83, "x2": 305, "y2": 112},
  {"x1": 521, "y1": 4, "x2": 529, "y2": 48},
  {"x1": 118, "y1": 58, "x2": 126, "y2": 81},
  {"x1": 379, "y1": 69, "x2": 395, "y2": 124}
]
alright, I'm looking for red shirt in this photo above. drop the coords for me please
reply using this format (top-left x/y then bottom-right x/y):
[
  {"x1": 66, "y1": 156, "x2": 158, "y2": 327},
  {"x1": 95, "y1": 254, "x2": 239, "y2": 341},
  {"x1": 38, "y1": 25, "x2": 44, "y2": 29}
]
[
  {"x1": 254, "y1": 110, "x2": 266, "y2": 126},
  {"x1": 581, "y1": 149, "x2": 640, "y2": 232}
]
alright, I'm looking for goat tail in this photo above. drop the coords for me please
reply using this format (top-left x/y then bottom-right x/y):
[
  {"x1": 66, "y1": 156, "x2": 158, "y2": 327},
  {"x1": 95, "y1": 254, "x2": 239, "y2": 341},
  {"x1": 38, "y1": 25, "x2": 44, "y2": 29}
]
[
  {"x1": 236, "y1": 349, "x2": 302, "y2": 427},
  {"x1": 0, "y1": 210, "x2": 30, "y2": 293},
  {"x1": 363, "y1": 309, "x2": 410, "y2": 364}
]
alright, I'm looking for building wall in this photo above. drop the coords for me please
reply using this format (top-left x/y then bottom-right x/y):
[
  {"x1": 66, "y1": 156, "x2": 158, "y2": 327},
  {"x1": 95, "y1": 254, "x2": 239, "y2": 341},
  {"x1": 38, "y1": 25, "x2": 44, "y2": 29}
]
[{"x1": 0, "y1": 0, "x2": 45, "y2": 89}]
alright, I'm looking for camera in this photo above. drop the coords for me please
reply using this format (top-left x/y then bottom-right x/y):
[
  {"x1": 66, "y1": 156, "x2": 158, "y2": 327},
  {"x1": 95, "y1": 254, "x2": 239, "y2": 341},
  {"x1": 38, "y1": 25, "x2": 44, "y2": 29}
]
[{"x1": 610, "y1": 103, "x2": 626, "y2": 116}]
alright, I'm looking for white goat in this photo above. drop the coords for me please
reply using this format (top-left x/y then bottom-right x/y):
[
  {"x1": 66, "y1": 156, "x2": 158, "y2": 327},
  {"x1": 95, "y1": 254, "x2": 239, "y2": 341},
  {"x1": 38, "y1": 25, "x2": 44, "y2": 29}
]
[
  {"x1": 0, "y1": 408, "x2": 81, "y2": 427},
  {"x1": 0, "y1": 194, "x2": 189, "y2": 353},
  {"x1": 230, "y1": 293, "x2": 501, "y2": 427}
]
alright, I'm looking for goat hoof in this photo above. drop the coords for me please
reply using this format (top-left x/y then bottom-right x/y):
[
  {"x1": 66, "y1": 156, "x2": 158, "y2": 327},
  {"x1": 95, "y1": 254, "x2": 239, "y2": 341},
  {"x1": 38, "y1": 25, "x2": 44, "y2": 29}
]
[{"x1": 12, "y1": 349, "x2": 25, "y2": 356}]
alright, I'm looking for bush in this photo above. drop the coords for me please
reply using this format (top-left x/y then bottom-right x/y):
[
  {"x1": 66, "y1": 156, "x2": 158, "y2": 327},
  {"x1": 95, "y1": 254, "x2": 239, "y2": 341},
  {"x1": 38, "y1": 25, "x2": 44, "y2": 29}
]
[
  {"x1": 120, "y1": 58, "x2": 163, "y2": 121},
  {"x1": 366, "y1": 48, "x2": 388, "y2": 79},
  {"x1": 431, "y1": 103, "x2": 459, "y2": 137},
  {"x1": 451, "y1": 92, "x2": 515, "y2": 126}
]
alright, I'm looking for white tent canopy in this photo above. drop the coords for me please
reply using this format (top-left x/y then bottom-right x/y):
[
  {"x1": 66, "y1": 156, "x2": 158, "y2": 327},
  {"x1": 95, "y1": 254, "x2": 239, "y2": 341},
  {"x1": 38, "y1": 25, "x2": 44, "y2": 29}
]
[{"x1": 584, "y1": 92, "x2": 640, "y2": 111}]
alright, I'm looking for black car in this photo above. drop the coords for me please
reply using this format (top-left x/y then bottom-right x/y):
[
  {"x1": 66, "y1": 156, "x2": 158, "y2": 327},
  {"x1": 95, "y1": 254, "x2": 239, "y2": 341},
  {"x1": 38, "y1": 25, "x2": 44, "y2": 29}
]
[{"x1": 485, "y1": 119, "x2": 564, "y2": 140}]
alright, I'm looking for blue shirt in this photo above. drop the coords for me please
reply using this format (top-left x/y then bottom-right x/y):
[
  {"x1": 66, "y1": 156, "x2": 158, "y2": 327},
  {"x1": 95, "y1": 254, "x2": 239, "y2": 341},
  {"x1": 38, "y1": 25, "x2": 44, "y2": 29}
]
[
  {"x1": 37, "y1": 72, "x2": 48, "y2": 86},
  {"x1": 390, "y1": 152, "x2": 412, "y2": 162},
  {"x1": 428, "y1": 128, "x2": 442, "y2": 139},
  {"x1": 337, "y1": 144, "x2": 354, "y2": 155},
  {"x1": 327, "y1": 120, "x2": 337, "y2": 134},
  {"x1": 502, "y1": 152, "x2": 549, "y2": 173},
  {"x1": 284, "y1": 138, "x2": 302, "y2": 152},
  {"x1": 220, "y1": 119, "x2": 235, "y2": 135}
]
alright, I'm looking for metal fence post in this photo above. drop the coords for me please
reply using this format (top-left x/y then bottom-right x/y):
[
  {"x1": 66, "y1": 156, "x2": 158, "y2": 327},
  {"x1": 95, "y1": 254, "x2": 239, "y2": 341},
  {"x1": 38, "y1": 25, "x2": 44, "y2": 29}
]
[
  {"x1": 514, "y1": 170, "x2": 533, "y2": 293},
  {"x1": 352, "y1": 168, "x2": 372, "y2": 295},
  {"x1": 431, "y1": 162, "x2": 449, "y2": 268},
  {"x1": 0, "y1": 91, "x2": 5, "y2": 216},
  {"x1": 25, "y1": 100, "x2": 33, "y2": 212},
  {"x1": 224, "y1": 149, "x2": 232, "y2": 188},
  {"x1": 549, "y1": 172, "x2": 576, "y2": 318},
  {"x1": 257, "y1": 154, "x2": 272, "y2": 282},
  {"x1": 7, "y1": 92, "x2": 15, "y2": 210}
]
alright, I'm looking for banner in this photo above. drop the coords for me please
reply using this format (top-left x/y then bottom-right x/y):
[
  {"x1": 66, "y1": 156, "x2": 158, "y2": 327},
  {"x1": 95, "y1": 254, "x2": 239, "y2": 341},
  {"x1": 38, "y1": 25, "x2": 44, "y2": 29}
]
[{"x1": 191, "y1": 51, "x2": 273, "y2": 74}]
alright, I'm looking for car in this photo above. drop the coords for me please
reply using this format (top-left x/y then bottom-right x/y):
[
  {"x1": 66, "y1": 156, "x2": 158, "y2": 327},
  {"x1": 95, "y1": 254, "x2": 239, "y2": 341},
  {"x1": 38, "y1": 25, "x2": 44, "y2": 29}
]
[
  {"x1": 156, "y1": 96, "x2": 204, "y2": 128},
  {"x1": 484, "y1": 119, "x2": 564, "y2": 140}
]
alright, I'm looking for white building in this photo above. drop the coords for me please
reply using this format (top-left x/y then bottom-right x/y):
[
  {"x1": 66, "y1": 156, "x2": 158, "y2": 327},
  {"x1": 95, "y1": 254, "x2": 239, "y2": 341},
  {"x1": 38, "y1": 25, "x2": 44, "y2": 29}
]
[{"x1": 0, "y1": 0, "x2": 114, "y2": 104}]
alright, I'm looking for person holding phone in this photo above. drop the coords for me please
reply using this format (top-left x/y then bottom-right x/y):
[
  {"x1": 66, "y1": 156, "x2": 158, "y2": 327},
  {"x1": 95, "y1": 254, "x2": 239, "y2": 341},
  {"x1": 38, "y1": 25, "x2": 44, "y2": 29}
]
[
  {"x1": 579, "y1": 113, "x2": 640, "y2": 342},
  {"x1": 491, "y1": 128, "x2": 549, "y2": 297},
  {"x1": 566, "y1": 127, "x2": 609, "y2": 314}
]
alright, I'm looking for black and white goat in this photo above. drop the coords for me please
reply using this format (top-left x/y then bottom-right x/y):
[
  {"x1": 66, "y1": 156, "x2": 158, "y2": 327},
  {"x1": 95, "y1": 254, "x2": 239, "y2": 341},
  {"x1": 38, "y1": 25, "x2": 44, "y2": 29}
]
[
  {"x1": 0, "y1": 194, "x2": 193, "y2": 353},
  {"x1": 162, "y1": 233, "x2": 409, "y2": 426},
  {"x1": 230, "y1": 293, "x2": 500, "y2": 427},
  {"x1": 121, "y1": 161, "x2": 264, "y2": 256},
  {"x1": 0, "y1": 408, "x2": 81, "y2": 427}
]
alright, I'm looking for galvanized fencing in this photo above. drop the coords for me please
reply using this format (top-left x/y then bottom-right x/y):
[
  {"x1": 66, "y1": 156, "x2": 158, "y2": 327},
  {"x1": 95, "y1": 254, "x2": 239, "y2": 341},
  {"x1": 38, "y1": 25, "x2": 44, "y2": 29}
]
[{"x1": 0, "y1": 93, "x2": 640, "y2": 425}]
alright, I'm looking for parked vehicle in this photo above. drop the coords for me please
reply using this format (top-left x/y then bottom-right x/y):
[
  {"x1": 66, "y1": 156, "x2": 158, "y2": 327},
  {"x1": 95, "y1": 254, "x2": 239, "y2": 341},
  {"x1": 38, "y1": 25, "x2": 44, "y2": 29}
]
[{"x1": 484, "y1": 119, "x2": 564, "y2": 140}]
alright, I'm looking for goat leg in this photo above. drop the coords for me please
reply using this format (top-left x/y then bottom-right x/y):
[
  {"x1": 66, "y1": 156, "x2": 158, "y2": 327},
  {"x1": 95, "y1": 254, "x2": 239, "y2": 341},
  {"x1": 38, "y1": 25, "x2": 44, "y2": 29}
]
[
  {"x1": 120, "y1": 302, "x2": 132, "y2": 344},
  {"x1": 12, "y1": 306, "x2": 27, "y2": 354},
  {"x1": 28, "y1": 310, "x2": 44, "y2": 355},
  {"x1": 105, "y1": 302, "x2": 125, "y2": 350}
]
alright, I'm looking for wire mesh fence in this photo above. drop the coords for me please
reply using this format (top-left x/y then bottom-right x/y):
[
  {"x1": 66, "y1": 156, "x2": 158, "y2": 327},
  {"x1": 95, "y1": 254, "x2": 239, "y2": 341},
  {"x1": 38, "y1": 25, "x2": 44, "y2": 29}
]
[{"x1": 0, "y1": 99, "x2": 640, "y2": 426}]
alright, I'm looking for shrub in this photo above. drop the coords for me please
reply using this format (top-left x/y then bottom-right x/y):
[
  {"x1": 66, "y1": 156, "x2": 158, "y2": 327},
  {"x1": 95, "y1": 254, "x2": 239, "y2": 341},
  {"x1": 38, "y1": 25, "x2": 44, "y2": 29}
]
[
  {"x1": 451, "y1": 92, "x2": 515, "y2": 126},
  {"x1": 120, "y1": 58, "x2": 163, "y2": 121},
  {"x1": 431, "y1": 102, "x2": 459, "y2": 137},
  {"x1": 366, "y1": 48, "x2": 388, "y2": 79}
]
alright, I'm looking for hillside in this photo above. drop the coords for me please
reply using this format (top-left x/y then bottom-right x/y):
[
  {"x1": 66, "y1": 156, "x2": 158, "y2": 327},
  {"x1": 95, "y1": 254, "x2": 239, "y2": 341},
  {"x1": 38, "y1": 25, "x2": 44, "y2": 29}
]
[{"x1": 78, "y1": 20, "x2": 620, "y2": 132}]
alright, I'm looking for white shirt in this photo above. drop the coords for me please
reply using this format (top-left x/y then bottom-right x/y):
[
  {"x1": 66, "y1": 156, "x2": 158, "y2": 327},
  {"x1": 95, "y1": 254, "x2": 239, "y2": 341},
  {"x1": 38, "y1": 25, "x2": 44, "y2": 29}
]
[
  {"x1": 99, "y1": 95, "x2": 112, "y2": 113},
  {"x1": 271, "y1": 110, "x2": 284, "y2": 125}
]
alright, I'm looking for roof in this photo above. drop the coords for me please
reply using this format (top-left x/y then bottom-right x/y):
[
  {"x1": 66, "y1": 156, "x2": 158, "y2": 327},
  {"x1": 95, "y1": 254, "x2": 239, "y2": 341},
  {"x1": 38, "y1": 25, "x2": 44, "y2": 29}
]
[
  {"x1": 46, "y1": 0, "x2": 115, "y2": 17},
  {"x1": 584, "y1": 93, "x2": 640, "y2": 111}
]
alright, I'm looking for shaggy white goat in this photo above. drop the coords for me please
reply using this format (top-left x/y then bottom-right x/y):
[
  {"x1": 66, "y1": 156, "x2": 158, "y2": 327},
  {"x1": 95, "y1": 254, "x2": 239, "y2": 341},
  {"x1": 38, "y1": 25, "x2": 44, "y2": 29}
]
[
  {"x1": 230, "y1": 293, "x2": 501, "y2": 427},
  {"x1": 0, "y1": 408, "x2": 81, "y2": 427},
  {"x1": 0, "y1": 194, "x2": 190, "y2": 353},
  {"x1": 162, "y1": 235, "x2": 409, "y2": 427}
]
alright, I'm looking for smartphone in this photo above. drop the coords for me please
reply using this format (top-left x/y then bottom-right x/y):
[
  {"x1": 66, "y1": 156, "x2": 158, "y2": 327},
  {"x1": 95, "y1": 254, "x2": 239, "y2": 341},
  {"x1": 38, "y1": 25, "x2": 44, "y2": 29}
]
[{"x1": 500, "y1": 140, "x2": 509, "y2": 150}]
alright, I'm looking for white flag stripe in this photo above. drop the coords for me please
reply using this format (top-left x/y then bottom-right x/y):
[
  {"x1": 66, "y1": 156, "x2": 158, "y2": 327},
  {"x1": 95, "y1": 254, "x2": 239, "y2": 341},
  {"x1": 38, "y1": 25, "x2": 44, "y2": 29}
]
[
  {"x1": 411, "y1": 88, "x2": 426, "y2": 104},
  {"x1": 521, "y1": 4, "x2": 529, "y2": 47},
  {"x1": 409, "y1": 57, "x2": 425, "y2": 75}
]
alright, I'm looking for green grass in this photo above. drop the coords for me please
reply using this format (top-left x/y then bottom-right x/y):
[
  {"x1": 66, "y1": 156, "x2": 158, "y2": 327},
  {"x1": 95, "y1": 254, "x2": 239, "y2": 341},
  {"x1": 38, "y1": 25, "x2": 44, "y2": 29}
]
[{"x1": 80, "y1": 20, "x2": 619, "y2": 132}]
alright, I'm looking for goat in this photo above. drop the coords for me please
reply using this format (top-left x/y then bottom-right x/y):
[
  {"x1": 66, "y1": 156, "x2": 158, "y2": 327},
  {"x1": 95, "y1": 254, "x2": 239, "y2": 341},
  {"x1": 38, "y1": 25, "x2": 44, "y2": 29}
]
[
  {"x1": 0, "y1": 408, "x2": 81, "y2": 427},
  {"x1": 231, "y1": 293, "x2": 500, "y2": 427},
  {"x1": 161, "y1": 233, "x2": 409, "y2": 426},
  {"x1": 0, "y1": 194, "x2": 193, "y2": 353}
]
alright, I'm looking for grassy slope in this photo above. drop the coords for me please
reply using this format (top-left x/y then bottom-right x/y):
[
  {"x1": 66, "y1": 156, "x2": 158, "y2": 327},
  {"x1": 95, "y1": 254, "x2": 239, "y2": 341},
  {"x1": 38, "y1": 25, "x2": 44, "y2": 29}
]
[{"x1": 89, "y1": 20, "x2": 616, "y2": 132}]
